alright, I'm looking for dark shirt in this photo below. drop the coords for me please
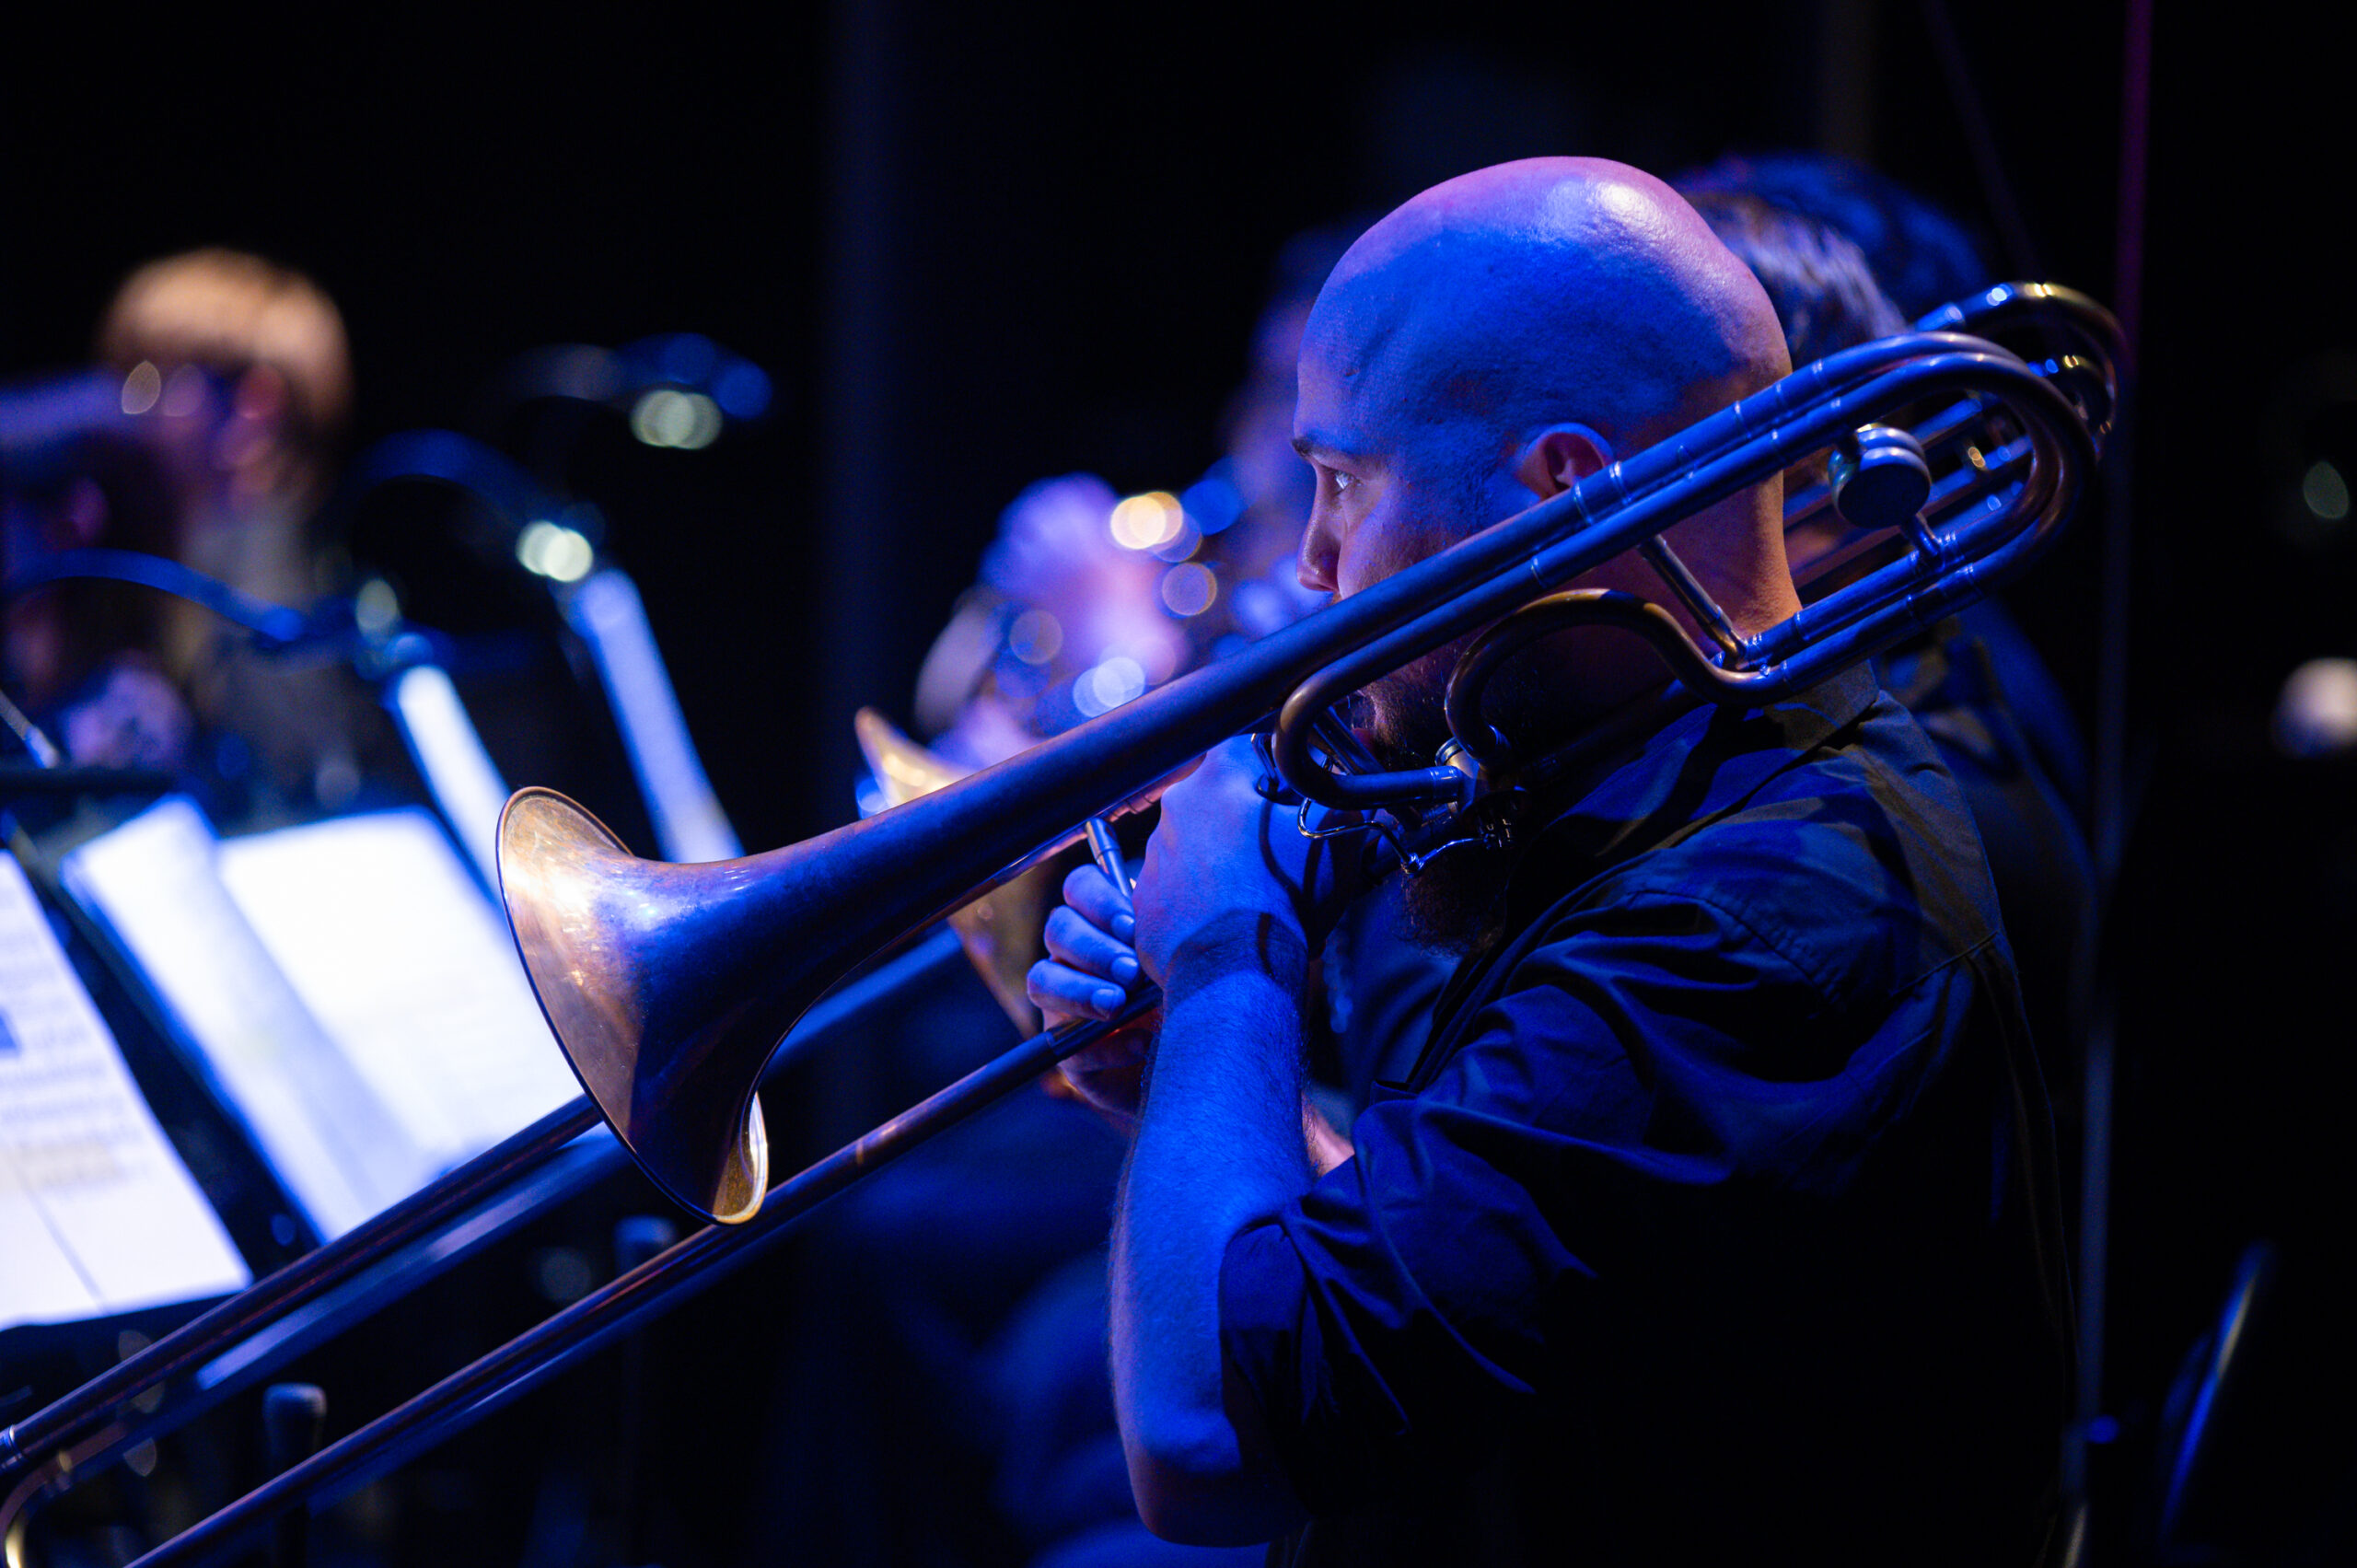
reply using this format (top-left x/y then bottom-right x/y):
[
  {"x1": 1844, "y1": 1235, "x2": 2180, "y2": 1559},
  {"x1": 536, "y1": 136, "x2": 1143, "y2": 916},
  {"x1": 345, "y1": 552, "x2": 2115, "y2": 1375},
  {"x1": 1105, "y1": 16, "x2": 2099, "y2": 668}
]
[
  {"x1": 1221, "y1": 666, "x2": 2073, "y2": 1565},
  {"x1": 1879, "y1": 604, "x2": 2096, "y2": 1117}
]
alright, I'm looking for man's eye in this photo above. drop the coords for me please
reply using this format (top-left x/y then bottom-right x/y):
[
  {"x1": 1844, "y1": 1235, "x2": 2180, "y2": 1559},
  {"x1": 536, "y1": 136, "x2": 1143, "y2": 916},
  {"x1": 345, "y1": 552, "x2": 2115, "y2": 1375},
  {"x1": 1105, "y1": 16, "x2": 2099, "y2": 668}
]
[{"x1": 1326, "y1": 468, "x2": 1356, "y2": 497}]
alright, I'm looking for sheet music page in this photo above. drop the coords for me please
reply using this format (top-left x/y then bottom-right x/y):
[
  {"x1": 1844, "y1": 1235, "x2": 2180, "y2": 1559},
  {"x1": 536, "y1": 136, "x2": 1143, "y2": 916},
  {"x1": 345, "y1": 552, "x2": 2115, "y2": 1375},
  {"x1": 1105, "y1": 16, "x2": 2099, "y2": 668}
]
[
  {"x1": 60, "y1": 797, "x2": 431, "y2": 1238},
  {"x1": 1, "y1": 854, "x2": 250, "y2": 1332},
  {"x1": 212, "y1": 809, "x2": 580, "y2": 1167}
]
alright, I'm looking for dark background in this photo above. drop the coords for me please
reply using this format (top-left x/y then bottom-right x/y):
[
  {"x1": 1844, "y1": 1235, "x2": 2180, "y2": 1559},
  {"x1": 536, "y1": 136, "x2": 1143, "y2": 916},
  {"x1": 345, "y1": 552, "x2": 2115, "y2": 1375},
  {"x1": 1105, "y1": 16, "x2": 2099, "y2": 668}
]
[{"x1": 6, "y1": 3, "x2": 2352, "y2": 1561}]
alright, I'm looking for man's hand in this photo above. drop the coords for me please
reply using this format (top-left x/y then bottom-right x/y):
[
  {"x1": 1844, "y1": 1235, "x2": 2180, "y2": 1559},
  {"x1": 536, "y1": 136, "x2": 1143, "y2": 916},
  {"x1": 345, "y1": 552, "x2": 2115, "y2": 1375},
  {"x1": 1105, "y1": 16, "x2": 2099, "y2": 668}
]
[
  {"x1": 1029, "y1": 859, "x2": 1152, "y2": 1126},
  {"x1": 1130, "y1": 736, "x2": 1364, "y2": 986},
  {"x1": 1026, "y1": 734, "x2": 1366, "y2": 1123}
]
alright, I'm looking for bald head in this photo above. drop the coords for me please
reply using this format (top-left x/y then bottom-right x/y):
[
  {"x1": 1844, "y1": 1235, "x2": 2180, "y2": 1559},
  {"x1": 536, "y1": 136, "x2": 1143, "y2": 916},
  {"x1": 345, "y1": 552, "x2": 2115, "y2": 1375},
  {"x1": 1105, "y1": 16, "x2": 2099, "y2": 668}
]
[
  {"x1": 1295, "y1": 159, "x2": 1800, "y2": 634},
  {"x1": 1308, "y1": 157, "x2": 1789, "y2": 457},
  {"x1": 1293, "y1": 158, "x2": 1805, "y2": 752}
]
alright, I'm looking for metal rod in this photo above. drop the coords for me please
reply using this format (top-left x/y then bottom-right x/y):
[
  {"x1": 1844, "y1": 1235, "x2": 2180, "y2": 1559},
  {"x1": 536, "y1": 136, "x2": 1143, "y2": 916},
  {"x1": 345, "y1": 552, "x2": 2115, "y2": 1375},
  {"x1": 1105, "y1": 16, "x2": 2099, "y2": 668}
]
[
  {"x1": 0, "y1": 925, "x2": 963, "y2": 1495},
  {"x1": 1918, "y1": 0, "x2": 2043, "y2": 280},
  {"x1": 1636, "y1": 537, "x2": 1741, "y2": 656},
  {"x1": 125, "y1": 997, "x2": 1155, "y2": 1568},
  {"x1": 0, "y1": 1099, "x2": 598, "y2": 1480},
  {"x1": 2067, "y1": 0, "x2": 2153, "y2": 1525}
]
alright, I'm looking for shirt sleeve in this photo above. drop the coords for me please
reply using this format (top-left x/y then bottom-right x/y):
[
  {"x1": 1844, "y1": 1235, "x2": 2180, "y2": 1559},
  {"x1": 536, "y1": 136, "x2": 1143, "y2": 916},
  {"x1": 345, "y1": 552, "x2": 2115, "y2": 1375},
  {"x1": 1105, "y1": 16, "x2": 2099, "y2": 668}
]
[{"x1": 1219, "y1": 876, "x2": 1970, "y2": 1515}]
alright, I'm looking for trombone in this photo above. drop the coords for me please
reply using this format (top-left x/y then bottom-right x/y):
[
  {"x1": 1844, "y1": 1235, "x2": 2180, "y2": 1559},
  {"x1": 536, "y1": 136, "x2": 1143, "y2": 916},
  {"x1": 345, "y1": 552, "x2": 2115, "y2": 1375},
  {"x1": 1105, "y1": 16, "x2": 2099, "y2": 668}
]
[{"x1": 5, "y1": 291, "x2": 2113, "y2": 1567}]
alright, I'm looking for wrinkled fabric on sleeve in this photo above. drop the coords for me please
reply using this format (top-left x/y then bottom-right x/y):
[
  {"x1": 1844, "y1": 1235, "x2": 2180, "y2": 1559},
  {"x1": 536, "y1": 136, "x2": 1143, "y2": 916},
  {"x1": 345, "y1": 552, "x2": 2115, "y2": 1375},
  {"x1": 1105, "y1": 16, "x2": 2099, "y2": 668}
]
[{"x1": 1220, "y1": 674, "x2": 2072, "y2": 1564}]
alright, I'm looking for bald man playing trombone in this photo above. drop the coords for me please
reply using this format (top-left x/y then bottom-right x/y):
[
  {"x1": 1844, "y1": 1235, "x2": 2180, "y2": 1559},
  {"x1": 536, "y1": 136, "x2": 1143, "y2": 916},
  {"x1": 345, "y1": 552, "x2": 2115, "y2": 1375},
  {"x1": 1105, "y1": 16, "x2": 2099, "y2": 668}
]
[{"x1": 1029, "y1": 158, "x2": 2072, "y2": 1566}]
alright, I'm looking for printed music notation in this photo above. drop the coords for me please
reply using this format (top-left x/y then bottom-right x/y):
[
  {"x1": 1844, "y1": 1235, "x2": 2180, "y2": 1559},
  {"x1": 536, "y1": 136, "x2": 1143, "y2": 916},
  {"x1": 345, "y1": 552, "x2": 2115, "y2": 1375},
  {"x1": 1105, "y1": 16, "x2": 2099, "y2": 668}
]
[
  {"x1": 1, "y1": 854, "x2": 250, "y2": 1333},
  {"x1": 58, "y1": 799, "x2": 582, "y2": 1240}
]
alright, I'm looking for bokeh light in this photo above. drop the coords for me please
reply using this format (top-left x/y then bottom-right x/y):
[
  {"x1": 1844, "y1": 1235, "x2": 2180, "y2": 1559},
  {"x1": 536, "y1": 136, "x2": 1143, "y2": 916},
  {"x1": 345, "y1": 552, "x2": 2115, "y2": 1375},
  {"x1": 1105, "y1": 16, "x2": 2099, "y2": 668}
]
[
  {"x1": 1073, "y1": 656, "x2": 1146, "y2": 716},
  {"x1": 1180, "y1": 469, "x2": 1245, "y2": 535},
  {"x1": 713, "y1": 360, "x2": 772, "y2": 421},
  {"x1": 517, "y1": 519, "x2": 596, "y2": 583},
  {"x1": 1109, "y1": 491, "x2": 1184, "y2": 552},
  {"x1": 120, "y1": 361, "x2": 161, "y2": 416},
  {"x1": 354, "y1": 577, "x2": 401, "y2": 637},
  {"x1": 1008, "y1": 609, "x2": 1063, "y2": 665},
  {"x1": 1161, "y1": 562, "x2": 1217, "y2": 616},
  {"x1": 631, "y1": 389, "x2": 723, "y2": 450},
  {"x1": 2274, "y1": 657, "x2": 2357, "y2": 757},
  {"x1": 2302, "y1": 460, "x2": 2351, "y2": 523},
  {"x1": 160, "y1": 365, "x2": 209, "y2": 418}
]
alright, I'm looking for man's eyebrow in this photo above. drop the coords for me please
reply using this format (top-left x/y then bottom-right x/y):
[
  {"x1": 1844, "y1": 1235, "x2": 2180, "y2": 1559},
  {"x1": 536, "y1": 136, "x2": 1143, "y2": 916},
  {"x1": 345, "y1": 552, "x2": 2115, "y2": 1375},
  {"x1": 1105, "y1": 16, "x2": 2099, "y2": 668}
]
[{"x1": 1291, "y1": 432, "x2": 1353, "y2": 462}]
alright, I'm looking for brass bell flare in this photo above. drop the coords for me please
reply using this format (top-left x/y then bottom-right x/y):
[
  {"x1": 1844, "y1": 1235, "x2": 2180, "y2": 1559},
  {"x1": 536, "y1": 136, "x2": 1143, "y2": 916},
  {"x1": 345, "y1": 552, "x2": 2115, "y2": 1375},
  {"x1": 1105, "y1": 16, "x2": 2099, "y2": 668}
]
[
  {"x1": 855, "y1": 707, "x2": 1054, "y2": 1037},
  {"x1": 497, "y1": 788, "x2": 769, "y2": 1222}
]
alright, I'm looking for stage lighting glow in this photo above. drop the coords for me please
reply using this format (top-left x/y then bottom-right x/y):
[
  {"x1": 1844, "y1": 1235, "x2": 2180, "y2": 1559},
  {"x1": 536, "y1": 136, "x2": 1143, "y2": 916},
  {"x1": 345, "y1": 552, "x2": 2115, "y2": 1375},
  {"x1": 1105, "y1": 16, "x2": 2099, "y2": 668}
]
[
  {"x1": 1074, "y1": 656, "x2": 1146, "y2": 716},
  {"x1": 1151, "y1": 517, "x2": 1202, "y2": 563},
  {"x1": 660, "y1": 333, "x2": 719, "y2": 386},
  {"x1": 1008, "y1": 608, "x2": 1063, "y2": 665},
  {"x1": 160, "y1": 365, "x2": 208, "y2": 418},
  {"x1": 631, "y1": 389, "x2": 723, "y2": 450},
  {"x1": 1161, "y1": 562, "x2": 1216, "y2": 616},
  {"x1": 121, "y1": 361, "x2": 162, "y2": 416},
  {"x1": 534, "y1": 1245, "x2": 595, "y2": 1304},
  {"x1": 1137, "y1": 631, "x2": 1182, "y2": 684},
  {"x1": 517, "y1": 519, "x2": 595, "y2": 583},
  {"x1": 354, "y1": 577, "x2": 401, "y2": 637},
  {"x1": 1109, "y1": 491, "x2": 1183, "y2": 551},
  {"x1": 2275, "y1": 656, "x2": 2357, "y2": 757},
  {"x1": 714, "y1": 360, "x2": 772, "y2": 421},
  {"x1": 1232, "y1": 575, "x2": 1323, "y2": 640},
  {"x1": 2303, "y1": 460, "x2": 2350, "y2": 522},
  {"x1": 1181, "y1": 468, "x2": 1245, "y2": 534}
]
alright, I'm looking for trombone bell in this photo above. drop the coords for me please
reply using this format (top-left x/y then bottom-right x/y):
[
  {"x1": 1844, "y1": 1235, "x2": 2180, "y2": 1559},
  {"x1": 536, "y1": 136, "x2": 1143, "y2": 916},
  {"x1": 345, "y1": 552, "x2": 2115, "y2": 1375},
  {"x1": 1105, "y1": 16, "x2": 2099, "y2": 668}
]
[
  {"x1": 854, "y1": 707, "x2": 1052, "y2": 1037},
  {"x1": 497, "y1": 788, "x2": 768, "y2": 1222}
]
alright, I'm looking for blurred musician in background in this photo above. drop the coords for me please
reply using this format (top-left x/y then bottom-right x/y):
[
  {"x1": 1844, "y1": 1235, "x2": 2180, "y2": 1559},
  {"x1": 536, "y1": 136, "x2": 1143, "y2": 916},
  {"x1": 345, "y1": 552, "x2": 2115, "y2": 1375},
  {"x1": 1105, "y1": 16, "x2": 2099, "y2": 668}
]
[
  {"x1": 1677, "y1": 154, "x2": 2089, "y2": 810},
  {"x1": 1678, "y1": 149, "x2": 1999, "y2": 323},
  {"x1": 908, "y1": 224, "x2": 1352, "y2": 780},
  {"x1": 1678, "y1": 166, "x2": 2097, "y2": 1128},
  {"x1": 1031, "y1": 158, "x2": 2072, "y2": 1564},
  {"x1": 2, "y1": 406, "x2": 184, "y2": 768},
  {"x1": 99, "y1": 248, "x2": 403, "y2": 821},
  {"x1": 4, "y1": 248, "x2": 401, "y2": 822},
  {"x1": 910, "y1": 215, "x2": 1450, "y2": 1109},
  {"x1": 94, "y1": 248, "x2": 354, "y2": 610}
]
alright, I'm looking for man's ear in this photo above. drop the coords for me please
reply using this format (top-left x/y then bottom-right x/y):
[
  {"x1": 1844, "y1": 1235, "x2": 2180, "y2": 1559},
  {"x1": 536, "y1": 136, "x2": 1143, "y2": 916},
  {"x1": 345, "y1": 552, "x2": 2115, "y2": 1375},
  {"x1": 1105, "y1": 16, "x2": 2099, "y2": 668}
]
[{"x1": 1511, "y1": 424, "x2": 1613, "y2": 498}]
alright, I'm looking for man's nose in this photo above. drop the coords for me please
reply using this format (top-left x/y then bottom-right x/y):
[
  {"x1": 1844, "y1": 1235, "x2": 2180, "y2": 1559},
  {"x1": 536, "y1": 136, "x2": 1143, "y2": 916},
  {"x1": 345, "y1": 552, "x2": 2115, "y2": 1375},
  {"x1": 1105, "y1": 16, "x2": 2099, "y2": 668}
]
[{"x1": 1297, "y1": 509, "x2": 1340, "y2": 595}]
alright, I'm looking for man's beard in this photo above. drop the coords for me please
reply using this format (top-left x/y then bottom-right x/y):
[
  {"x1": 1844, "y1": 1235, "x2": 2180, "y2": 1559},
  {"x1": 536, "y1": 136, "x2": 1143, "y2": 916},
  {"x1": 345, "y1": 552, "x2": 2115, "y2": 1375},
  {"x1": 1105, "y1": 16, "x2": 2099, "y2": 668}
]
[{"x1": 1358, "y1": 654, "x2": 1520, "y2": 958}]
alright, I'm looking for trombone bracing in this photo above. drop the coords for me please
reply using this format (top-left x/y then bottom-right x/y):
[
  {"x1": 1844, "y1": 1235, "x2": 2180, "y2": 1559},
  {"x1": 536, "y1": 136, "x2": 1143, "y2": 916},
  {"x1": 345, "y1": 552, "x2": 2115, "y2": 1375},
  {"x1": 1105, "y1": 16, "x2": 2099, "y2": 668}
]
[{"x1": 3, "y1": 287, "x2": 2115, "y2": 1568}]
